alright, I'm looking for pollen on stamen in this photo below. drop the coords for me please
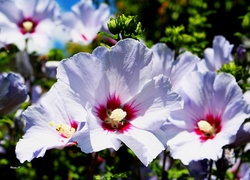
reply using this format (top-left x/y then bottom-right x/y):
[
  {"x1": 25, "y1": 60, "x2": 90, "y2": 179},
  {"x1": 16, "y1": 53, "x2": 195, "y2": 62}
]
[
  {"x1": 22, "y1": 21, "x2": 33, "y2": 32},
  {"x1": 49, "y1": 121, "x2": 76, "y2": 138},
  {"x1": 109, "y1": 108, "x2": 127, "y2": 122},
  {"x1": 197, "y1": 120, "x2": 214, "y2": 135}
]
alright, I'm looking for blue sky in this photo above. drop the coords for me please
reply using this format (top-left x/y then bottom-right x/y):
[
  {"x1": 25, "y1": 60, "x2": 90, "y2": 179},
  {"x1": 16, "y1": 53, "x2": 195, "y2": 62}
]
[
  {"x1": 55, "y1": 0, "x2": 117, "y2": 13},
  {"x1": 55, "y1": 0, "x2": 80, "y2": 11}
]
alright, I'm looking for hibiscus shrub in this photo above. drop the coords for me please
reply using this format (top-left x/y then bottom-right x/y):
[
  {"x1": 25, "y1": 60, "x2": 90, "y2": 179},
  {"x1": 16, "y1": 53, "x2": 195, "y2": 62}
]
[{"x1": 1, "y1": 0, "x2": 250, "y2": 180}]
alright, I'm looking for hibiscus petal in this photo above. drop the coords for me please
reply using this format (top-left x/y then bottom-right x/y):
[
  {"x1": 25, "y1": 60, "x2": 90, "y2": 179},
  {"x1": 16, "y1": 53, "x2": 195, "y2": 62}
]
[
  {"x1": 222, "y1": 99, "x2": 250, "y2": 136},
  {"x1": 78, "y1": 108, "x2": 122, "y2": 152},
  {"x1": 230, "y1": 122, "x2": 250, "y2": 148},
  {"x1": 117, "y1": 127, "x2": 165, "y2": 166},
  {"x1": 57, "y1": 53, "x2": 105, "y2": 105},
  {"x1": 16, "y1": 0, "x2": 37, "y2": 18},
  {"x1": 130, "y1": 75, "x2": 183, "y2": 130},
  {"x1": 16, "y1": 83, "x2": 86, "y2": 163},
  {"x1": 93, "y1": 39, "x2": 153, "y2": 100},
  {"x1": 0, "y1": 26, "x2": 24, "y2": 48},
  {"x1": 151, "y1": 43, "x2": 174, "y2": 77},
  {"x1": 170, "y1": 72, "x2": 215, "y2": 127},
  {"x1": 197, "y1": 36, "x2": 234, "y2": 72},
  {"x1": 40, "y1": 82, "x2": 87, "y2": 123},
  {"x1": 62, "y1": 1, "x2": 110, "y2": 44},
  {"x1": 213, "y1": 36, "x2": 234, "y2": 68},
  {"x1": 0, "y1": 1, "x2": 22, "y2": 22},
  {"x1": 244, "y1": 90, "x2": 250, "y2": 104},
  {"x1": 16, "y1": 131, "x2": 67, "y2": 163},
  {"x1": 166, "y1": 71, "x2": 250, "y2": 166},
  {"x1": 167, "y1": 131, "x2": 223, "y2": 165},
  {"x1": 170, "y1": 51, "x2": 199, "y2": 90},
  {"x1": 211, "y1": 73, "x2": 243, "y2": 114}
]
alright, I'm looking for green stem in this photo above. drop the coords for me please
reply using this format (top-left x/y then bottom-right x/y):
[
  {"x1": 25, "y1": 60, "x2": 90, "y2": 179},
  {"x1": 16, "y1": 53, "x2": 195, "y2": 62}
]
[
  {"x1": 208, "y1": 159, "x2": 213, "y2": 180},
  {"x1": 161, "y1": 150, "x2": 167, "y2": 180},
  {"x1": 135, "y1": 156, "x2": 142, "y2": 180},
  {"x1": 88, "y1": 152, "x2": 99, "y2": 180}
]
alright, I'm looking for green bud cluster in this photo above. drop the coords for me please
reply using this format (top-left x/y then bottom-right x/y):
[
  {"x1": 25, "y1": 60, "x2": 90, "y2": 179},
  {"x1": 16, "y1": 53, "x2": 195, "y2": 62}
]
[
  {"x1": 160, "y1": 25, "x2": 196, "y2": 57},
  {"x1": 219, "y1": 61, "x2": 250, "y2": 92},
  {"x1": 160, "y1": 24, "x2": 208, "y2": 57},
  {"x1": 107, "y1": 14, "x2": 144, "y2": 41}
]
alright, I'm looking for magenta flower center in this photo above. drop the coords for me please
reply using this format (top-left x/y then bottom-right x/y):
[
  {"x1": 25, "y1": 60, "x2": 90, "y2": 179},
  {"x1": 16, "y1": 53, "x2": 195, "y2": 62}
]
[
  {"x1": 95, "y1": 94, "x2": 137, "y2": 133},
  {"x1": 18, "y1": 18, "x2": 38, "y2": 34},
  {"x1": 195, "y1": 114, "x2": 222, "y2": 141}
]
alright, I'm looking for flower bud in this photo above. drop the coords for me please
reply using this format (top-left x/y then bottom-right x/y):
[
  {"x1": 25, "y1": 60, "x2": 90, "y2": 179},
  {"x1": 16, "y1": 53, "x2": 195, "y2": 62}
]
[
  {"x1": 107, "y1": 17, "x2": 120, "y2": 34},
  {"x1": 0, "y1": 72, "x2": 28, "y2": 115},
  {"x1": 124, "y1": 16, "x2": 137, "y2": 33}
]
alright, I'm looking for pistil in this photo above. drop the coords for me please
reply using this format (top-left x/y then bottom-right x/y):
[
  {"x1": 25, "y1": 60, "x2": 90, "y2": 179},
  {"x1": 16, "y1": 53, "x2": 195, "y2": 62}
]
[
  {"x1": 22, "y1": 21, "x2": 33, "y2": 33},
  {"x1": 49, "y1": 121, "x2": 76, "y2": 138},
  {"x1": 197, "y1": 120, "x2": 215, "y2": 136},
  {"x1": 105, "y1": 108, "x2": 127, "y2": 128}
]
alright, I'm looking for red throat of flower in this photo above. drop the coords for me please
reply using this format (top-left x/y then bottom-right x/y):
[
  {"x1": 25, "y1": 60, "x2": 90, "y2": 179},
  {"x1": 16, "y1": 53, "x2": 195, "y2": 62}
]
[
  {"x1": 195, "y1": 114, "x2": 222, "y2": 141},
  {"x1": 95, "y1": 94, "x2": 138, "y2": 133},
  {"x1": 18, "y1": 18, "x2": 38, "y2": 34}
]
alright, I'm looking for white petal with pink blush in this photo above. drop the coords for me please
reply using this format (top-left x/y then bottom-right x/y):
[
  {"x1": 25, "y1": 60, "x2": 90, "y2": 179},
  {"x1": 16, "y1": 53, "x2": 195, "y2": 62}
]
[
  {"x1": 165, "y1": 71, "x2": 250, "y2": 165},
  {"x1": 56, "y1": 38, "x2": 183, "y2": 166},
  {"x1": 15, "y1": 83, "x2": 87, "y2": 163}
]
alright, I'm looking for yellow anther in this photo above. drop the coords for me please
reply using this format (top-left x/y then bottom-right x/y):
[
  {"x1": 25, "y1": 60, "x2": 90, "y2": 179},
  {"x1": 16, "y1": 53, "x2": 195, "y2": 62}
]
[
  {"x1": 49, "y1": 121, "x2": 76, "y2": 138},
  {"x1": 109, "y1": 108, "x2": 127, "y2": 122},
  {"x1": 22, "y1": 21, "x2": 33, "y2": 32},
  {"x1": 197, "y1": 120, "x2": 214, "y2": 135},
  {"x1": 49, "y1": 121, "x2": 56, "y2": 127}
]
